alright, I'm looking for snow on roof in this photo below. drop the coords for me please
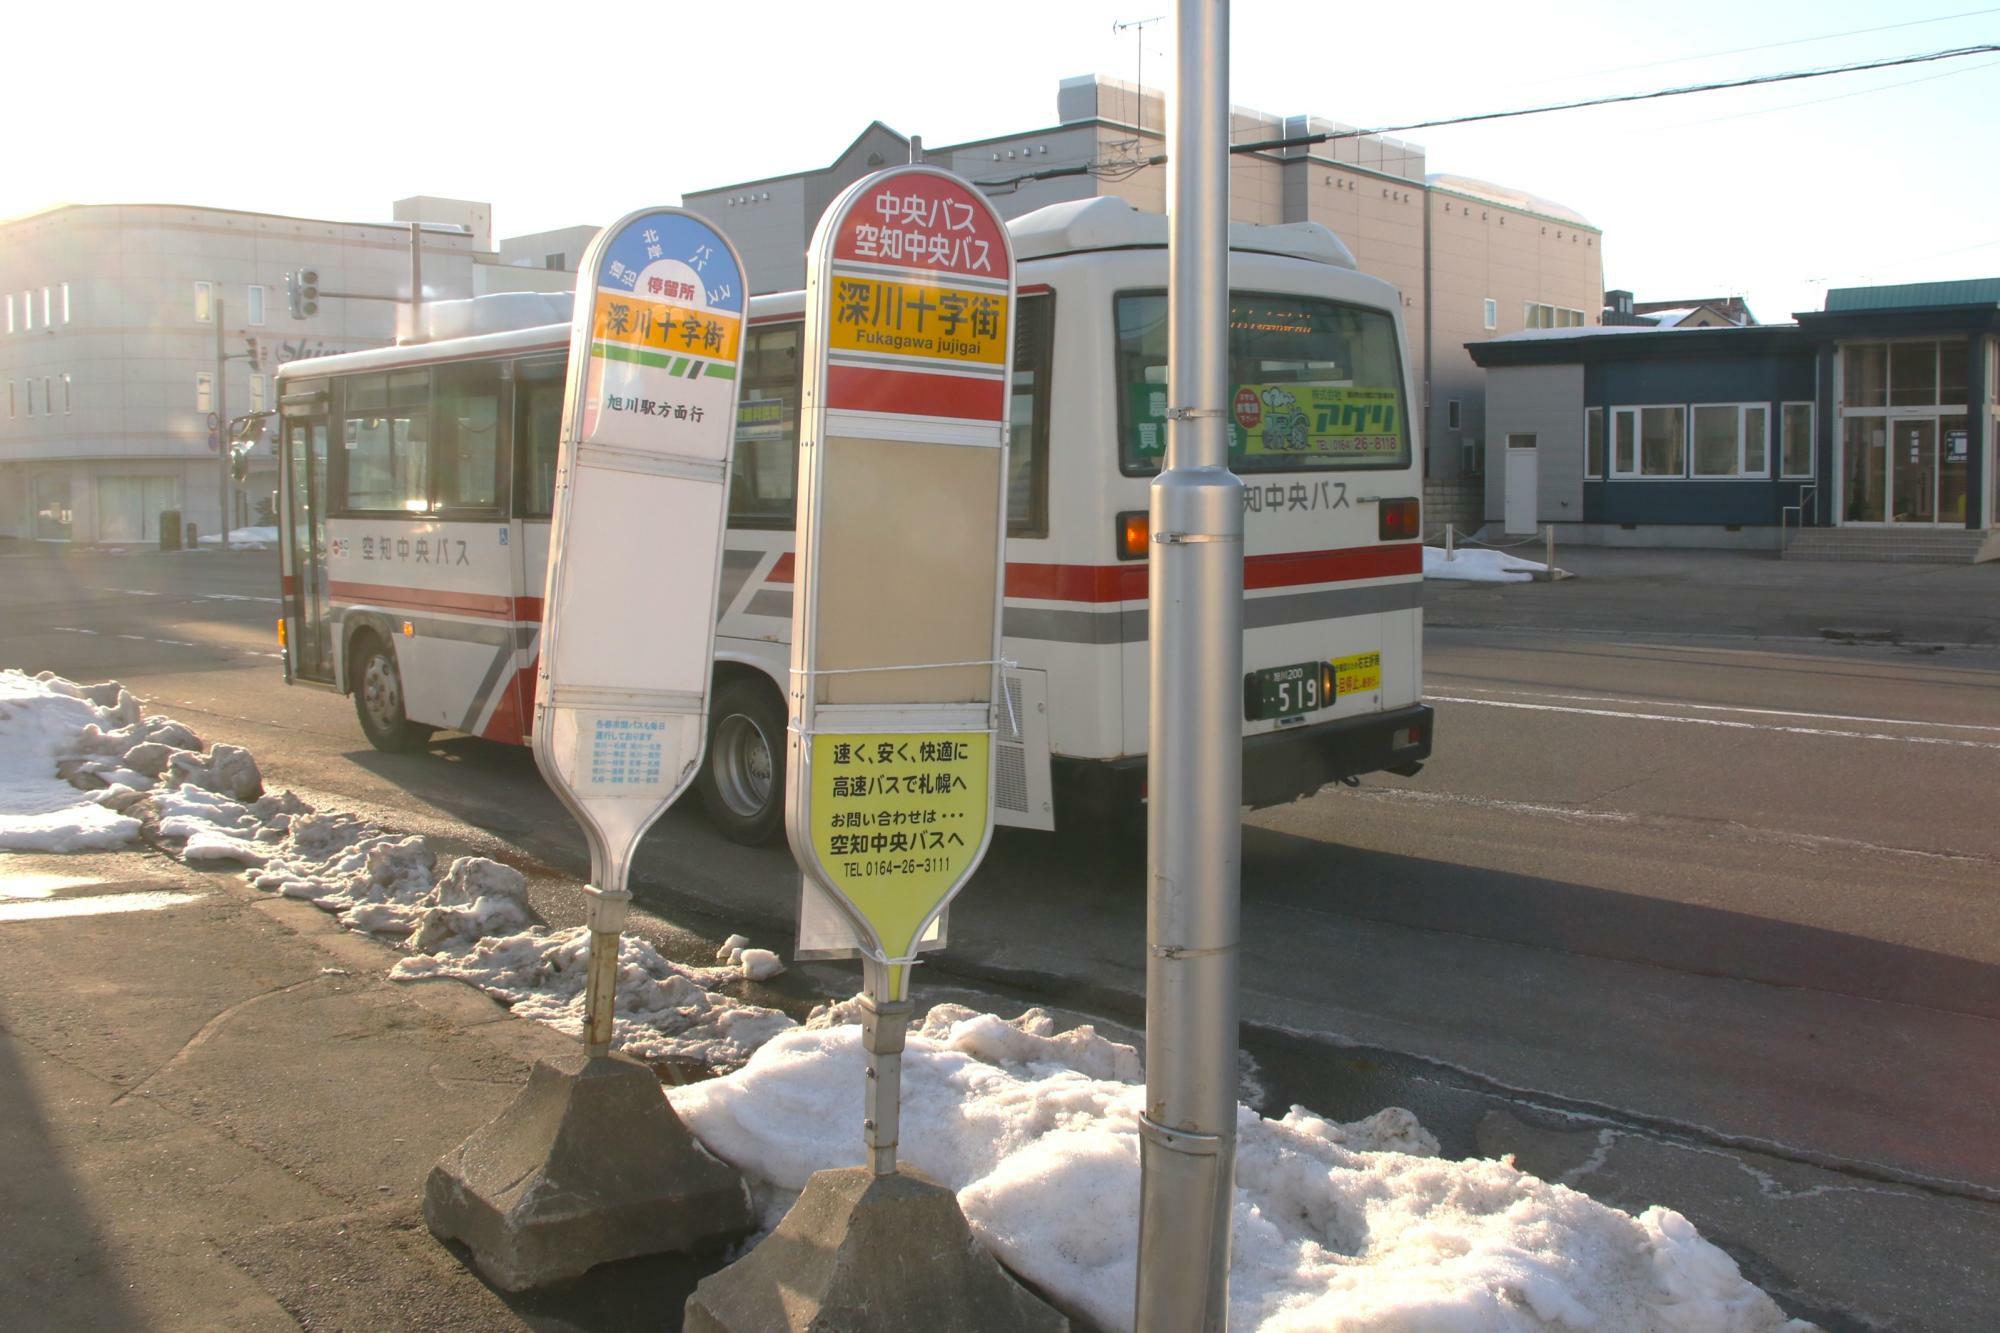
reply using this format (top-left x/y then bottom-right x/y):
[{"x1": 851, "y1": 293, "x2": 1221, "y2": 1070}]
[
  {"x1": 1646, "y1": 308, "x2": 1697, "y2": 328},
  {"x1": 1426, "y1": 173, "x2": 1594, "y2": 229}
]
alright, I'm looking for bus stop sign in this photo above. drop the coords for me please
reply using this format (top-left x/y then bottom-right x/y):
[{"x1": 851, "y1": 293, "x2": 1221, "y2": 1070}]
[
  {"x1": 786, "y1": 166, "x2": 1016, "y2": 1003},
  {"x1": 533, "y1": 207, "x2": 748, "y2": 1042}
]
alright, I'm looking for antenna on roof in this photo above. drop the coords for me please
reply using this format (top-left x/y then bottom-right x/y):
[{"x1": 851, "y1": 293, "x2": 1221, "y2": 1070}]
[{"x1": 1111, "y1": 16, "x2": 1163, "y2": 135}]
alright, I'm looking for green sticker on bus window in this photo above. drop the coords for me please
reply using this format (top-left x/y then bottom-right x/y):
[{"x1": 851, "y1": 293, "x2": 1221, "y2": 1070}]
[{"x1": 1128, "y1": 382, "x2": 1403, "y2": 461}]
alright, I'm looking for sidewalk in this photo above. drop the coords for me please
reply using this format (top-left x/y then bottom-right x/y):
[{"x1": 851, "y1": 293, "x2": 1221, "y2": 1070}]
[
  {"x1": 0, "y1": 848, "x2": 711, "y2": 1331},
  {"x1": 1425, "y1": 544, "x2": 2000, "y2": 646}
]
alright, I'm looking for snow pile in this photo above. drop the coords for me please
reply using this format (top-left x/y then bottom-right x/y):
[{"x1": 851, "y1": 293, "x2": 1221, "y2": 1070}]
[
  {"x1": 673, "y1": 1004, "x2": 1812, "y2": 1333},
  {"x1": 223, "y1": 803, "x2": 795, "y2": 1067},
  {"x1": 196, "y1": 524, "x2": 279, "y2": 550},
  {"x1": 396, "y1": 927, "x2": 796, "y2": 1066},
  {"x1": 0, "y1": 669, "x2": 266, "y2": 852},
  {"x1": 2, "y1": 669, "x2": 794, "y2": 1071},
  {"x1": 716, "y1": 931, "x2": 787, "y2": 981},
  {"x1": 1425, "y1": 546, "x2": 1552, "y2": 584}
]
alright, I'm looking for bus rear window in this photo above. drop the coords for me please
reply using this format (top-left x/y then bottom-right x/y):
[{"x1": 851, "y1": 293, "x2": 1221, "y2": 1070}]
[{"x1": 1115, "y1": 290, "x2": 1409, "y2": 474}]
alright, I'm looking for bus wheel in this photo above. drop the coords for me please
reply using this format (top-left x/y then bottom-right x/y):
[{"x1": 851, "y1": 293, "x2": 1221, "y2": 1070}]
[
  {"x1": 700, "y1": 677, "x2": 786, "y2": 846},
  {"x1": 351, "y1": 632, "x2": 434, "y2": 753}
]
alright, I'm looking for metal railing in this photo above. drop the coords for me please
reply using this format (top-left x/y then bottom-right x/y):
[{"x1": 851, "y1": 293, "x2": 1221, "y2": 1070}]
[{"x1": 1780, "y1": 483, "x2": 1819, "y2": 552}]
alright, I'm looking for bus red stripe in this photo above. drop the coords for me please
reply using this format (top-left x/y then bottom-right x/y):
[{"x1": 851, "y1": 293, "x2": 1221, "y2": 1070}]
[
  {"x1": 328, "y1": 581, "x2": 516, "y2": 619},
  {"x1": 763, "y1": 544, "x2": 1418, "y2": 604},
  {"x1": 825, "y1": 365, "x2": 1005, "y2": 419}
]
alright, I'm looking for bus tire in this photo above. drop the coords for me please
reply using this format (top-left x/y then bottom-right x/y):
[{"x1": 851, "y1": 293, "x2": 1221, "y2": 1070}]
[
  {"x1": 351, "y1": 631, "x2": 433, "y2": 753},
  {"x1": 699, "y1": 676, "x2": 786, "y2": 846}
]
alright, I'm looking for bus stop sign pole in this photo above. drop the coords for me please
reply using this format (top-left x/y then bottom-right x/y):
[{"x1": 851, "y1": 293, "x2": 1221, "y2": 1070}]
[
  {"x1": 1135, "y1": 1, "x2": 1243, "y2": 1329},
  {"x1": 423, "y1": 207, "x2": 755, "y2": 1291}
]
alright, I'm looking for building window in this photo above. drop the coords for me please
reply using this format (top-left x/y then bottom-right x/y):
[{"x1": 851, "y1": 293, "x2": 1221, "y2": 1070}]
[
  {"x1": 1611, "y1": 405, "x2": 1686, "y2": 477},
  {"x1": 1585, "y1": 407, "x2": 1605, "y2": 478},
  {"x1": 1691, "y1": 403, "x2": 1770, "y2": 477},
  {"x1": 42, "y1": 376, "x2": 51, "y2": 414},
  {"x1": 4, "y1": 293, "x2": 12, "y2": 333},
  {"x1": 62, "y1": 372, "x2": 71, "y2": 413},
  {"x1": 1462, "y1": 435, "x2": 1482, "y2": 475},
  {"x1": 60, "y1": 282, "x2": 70, "y2": 323},
  {"x1": 1780, "y1": 402, "x2": 1814, "y2": 478},
  {"x1": 1446, "y1": 399, "x2": 1461, "y2": 430},
  {"x1": 247, "y1": 284, "x2": 265, "y2": 325},
  {"x1": 194, "y1": 281, "x2": 214, "y2": 324},
  {"x1": 41, "y1": 287, "x2": 51, "y2": 326},
  {"x1": 1482, "y1": 298, "x2": 1497, "y2": 331},
  {"x1": 249, "y1": 374, "x2": 266, "y2": 412},
  {"x1": 544, "y1": 253, "x2": 565, "y2": 270},
  {"x1": 7, "y1": 381, "x2": 14, "y2": 417},
  {"x1": 1507, "y1": 433, "x2": 1537, "y2": 450},
  {"x1": 1523, "y1": 302, "x2": 1585, "y2": 330},
  {"x1": 195, "y1": 371, "x2": 214, "y2": 413},
  {"x1": 22, "y1": 289, "x2": 32, "y2": 331}
]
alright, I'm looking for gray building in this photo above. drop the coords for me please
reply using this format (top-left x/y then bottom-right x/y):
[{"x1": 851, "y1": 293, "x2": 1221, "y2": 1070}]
[
  {"x1": 684, "y1": 74, "x2": 1606, "y2": 506},
  {"x1": 0, "y1": 197, "x2": 586, "y2": 545}
]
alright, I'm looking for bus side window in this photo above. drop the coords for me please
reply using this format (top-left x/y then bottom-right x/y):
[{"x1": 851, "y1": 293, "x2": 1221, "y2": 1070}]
[
  {"x1": 338, "y1": 370, "x2": 430, "y2": 514},
  {"x1": 1009, "y1": 293, "x2": 1053, "y2": 538},
  {"x1": 513, "y1": 357, "x2": 565, "y2": 519},
  {"x1": 729, "y1": 322, "x2": 802, "y2": 527},
  {"x1": 433, "y1": 362, "x2": 505, "y2": 512}
]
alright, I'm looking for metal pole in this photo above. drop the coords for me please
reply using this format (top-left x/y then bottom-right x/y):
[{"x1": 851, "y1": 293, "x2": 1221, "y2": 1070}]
[
  {"x1": 409, "y1": 222, "x2": 424, "y2": 344},
  {"x1": 215, "y1": 296, "x2": 229, "y2": 542},
  {"x1": 859, "y1": 958, "x2": 913, "y2": 1176},
  {"x1": 580, "y1": 882, "x2": 629, "y2": 1057},
  {"x1": 1446, "y1": 522, "x2": 1456, "y2": 561},
  {"x1": 1545, "y1": 522, "x2": 1555, "y2": 575},
  {"x1": 1136, "y1": 1, "x2": 1240, "y2": 1329}
]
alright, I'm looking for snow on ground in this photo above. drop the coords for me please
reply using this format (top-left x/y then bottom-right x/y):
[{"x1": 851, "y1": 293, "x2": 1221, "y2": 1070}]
[
  {"x1": 1425, "y1": 545, "x2": 1552, "y2": 584},
  {"x1": 675, "y1": 1005, "x2": 1813, "y2": 1333},
  {"x1": 195, "y1": 524, "x2": 279, "y2": 550},
  {"x1": 0, "y1": 668, "x2": 794, "y2": 1069},
  {"x1": 5, "y1": 670, "x2": 1816, "y2": 1328}
]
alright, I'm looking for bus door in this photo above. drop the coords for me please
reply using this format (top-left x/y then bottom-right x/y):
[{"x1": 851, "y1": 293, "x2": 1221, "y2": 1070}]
[{"x1": 279, "y1": 390, "x2": 334, "y2": 683}]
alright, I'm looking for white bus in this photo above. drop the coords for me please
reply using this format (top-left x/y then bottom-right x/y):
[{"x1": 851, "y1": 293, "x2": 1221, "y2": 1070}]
[{"x1": 274, "y1": 197, "x2": 1431, "y2": 843}]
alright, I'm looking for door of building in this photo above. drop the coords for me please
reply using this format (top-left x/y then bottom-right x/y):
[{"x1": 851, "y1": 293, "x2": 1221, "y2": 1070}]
[{"x1": 1504, "y1": 433, "x2": 1538, "y2": 535}]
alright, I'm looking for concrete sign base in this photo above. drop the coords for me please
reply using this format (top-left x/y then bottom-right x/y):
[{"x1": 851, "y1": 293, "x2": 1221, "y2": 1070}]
[
  {"x1": 424, "y1": 1052, "x2": 752, "y2": 1291},
  {"x1": 683, "y1": 1166, "x2": 1069, "y2": 1332}
]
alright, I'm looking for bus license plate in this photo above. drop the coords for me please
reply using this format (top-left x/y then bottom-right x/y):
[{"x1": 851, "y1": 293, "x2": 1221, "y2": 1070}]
[
  {"x1": 1247, "y1": 661, "x2": 1321, "y2": 721},
  {"x1": 1331, "y1": 651, "x2": 1381, "y2": 697}
]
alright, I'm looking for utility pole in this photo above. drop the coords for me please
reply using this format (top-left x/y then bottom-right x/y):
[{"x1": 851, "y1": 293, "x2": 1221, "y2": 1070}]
[
  {"x1": 1134, "y1": 0, "x2": 1240, "y2": 1330},
  {"x1": 215, "y1": 295, "x2": 230, "y2": 542}
]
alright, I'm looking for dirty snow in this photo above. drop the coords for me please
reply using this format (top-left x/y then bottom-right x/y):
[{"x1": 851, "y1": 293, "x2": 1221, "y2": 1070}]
[
  {"x1": 1425, "y1": 546, "x2": 1552, "y2": 583},
  {"x1": 5, "y1": 671, "x2": 1816, "y2": 1329},
  {"x1": 1, "y1": 669, "x2": 794, "y2": 1070},
  {"x1": 674, "y1": 1004, "x2": 1814, "y2": 1333}
]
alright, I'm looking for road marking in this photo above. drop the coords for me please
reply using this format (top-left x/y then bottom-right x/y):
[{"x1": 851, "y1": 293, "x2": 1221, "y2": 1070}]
[
  {"x1": 50, "y1": 627, "x2": 100, "y2": 635},
  {"x1": 116, "y1": 634, "x2": 150, "y2": 642},
  {"x1": 1435, "y1": 685, "x2": 2000, "y2": 735},
  {"x1": 198, "y1": 594, "x2": 281, "y2": 604},
  {"x1": 1426, "y1": 694, "x2": 2000, "y2": 750}
]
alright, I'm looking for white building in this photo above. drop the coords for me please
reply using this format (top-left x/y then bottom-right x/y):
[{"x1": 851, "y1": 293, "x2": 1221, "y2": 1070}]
[{"x1": 0, "y1": 197, "x2": 593, "y2": 545}]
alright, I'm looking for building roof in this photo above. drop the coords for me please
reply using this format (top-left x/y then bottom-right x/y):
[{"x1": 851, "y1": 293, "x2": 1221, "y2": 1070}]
[
  {"x1": 1426, "y1": 173, "x2": 1595, "y2": 230},
  {"x1": 1823, "y1": 278, "x2": 2000, "y2": 312},
  {"x1": 1468, "y1": 322, "x2": 1805, "y2": 367}
]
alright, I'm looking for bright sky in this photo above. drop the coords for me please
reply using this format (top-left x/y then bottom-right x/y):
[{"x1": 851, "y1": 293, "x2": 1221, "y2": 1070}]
[{"x1": 17, "y1": 1, "x2": 1998, "y2": 322}]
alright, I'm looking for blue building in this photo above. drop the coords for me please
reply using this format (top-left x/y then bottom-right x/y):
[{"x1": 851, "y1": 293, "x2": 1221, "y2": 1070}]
[{"x1": 1468, "y1": 280, "x2": 1999, "y2": 560}]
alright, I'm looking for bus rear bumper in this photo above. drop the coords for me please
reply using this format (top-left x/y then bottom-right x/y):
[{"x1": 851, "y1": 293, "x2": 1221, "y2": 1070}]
[{"x1": 1051, "y1": 702, "x2": 1435, "y2": 823}]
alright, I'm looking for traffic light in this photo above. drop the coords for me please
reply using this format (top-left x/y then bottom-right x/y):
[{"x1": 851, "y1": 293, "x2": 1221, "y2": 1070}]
[
  {"x1": 298, "y1": 269, "x2": 319, "y2": 318},
  {"x1": 285, "y1": 271, "x2": 301, "y2": 319},
  {"x1": 244, "y1": 336, "x2": 260, "y2": 371}
]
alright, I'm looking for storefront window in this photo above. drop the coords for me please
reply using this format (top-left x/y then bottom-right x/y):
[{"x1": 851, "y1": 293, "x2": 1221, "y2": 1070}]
[{"x1": 33, "y1": 472, "x2": 73, "y2": 541}]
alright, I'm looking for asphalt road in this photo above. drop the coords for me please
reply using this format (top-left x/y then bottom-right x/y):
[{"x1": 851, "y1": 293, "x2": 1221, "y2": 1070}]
[{"x1": 6, "y1": 543, "x2": 1998, "y2": 1330}]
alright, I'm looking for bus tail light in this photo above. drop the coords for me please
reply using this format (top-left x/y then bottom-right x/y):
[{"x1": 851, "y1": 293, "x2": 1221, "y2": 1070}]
[
  {"x1": 276, "y1": 617, "x2": 287, "y2": 648},
  {"x1": 1392, "y1": 722, "x2": 1425, "y2": 751},
  {"x1": 1378, "y1": 497, "x2": 1420, "y2": 541},
  {"x1": 1117, "y1": 510, "x2": 1149, "y2": 560}
]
